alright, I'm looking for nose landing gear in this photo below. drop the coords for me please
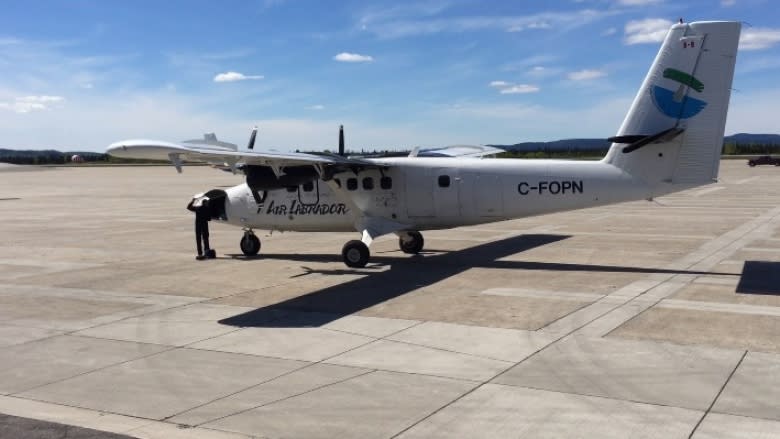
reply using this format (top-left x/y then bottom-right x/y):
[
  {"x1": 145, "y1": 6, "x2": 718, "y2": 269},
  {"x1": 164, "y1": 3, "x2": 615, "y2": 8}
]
[
  {"x1": 240, "y1": 230, "x2": 261, "y2": 256},
  {"x1": 342, "y1": 240, "x2": 370, "y2": 268}
]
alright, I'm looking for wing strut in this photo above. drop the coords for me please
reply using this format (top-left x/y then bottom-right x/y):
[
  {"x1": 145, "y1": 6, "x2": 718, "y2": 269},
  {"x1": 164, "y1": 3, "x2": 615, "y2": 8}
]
[{"x1": 168, "y1": 153, "x2": 183, "y2": 173}]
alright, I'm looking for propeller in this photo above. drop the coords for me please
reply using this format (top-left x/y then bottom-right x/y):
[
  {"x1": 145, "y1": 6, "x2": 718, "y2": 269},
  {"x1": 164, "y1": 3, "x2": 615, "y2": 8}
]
[
  {"x1": 338, "y1": 125, "x2": 345, "y2": 156},
  {"x1": 247, "y1": 126, "x2": 258, "y2": 150}
]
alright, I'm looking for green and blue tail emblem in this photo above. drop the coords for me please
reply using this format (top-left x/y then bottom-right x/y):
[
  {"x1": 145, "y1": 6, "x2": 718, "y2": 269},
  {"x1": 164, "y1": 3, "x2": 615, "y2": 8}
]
[{"x1": 651, "y1": 68, "x2": 707, "y2": 119}]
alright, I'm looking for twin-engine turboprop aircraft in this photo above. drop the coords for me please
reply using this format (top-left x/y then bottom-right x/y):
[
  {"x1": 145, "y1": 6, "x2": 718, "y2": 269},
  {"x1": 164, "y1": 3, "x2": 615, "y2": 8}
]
[{"x1": 108, "y1": 21, "x2": 741, "y2": 268}]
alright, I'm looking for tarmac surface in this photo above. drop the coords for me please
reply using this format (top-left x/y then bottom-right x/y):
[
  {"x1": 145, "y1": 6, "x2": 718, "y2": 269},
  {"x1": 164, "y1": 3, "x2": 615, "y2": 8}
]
[{"x1": 0, "y1": 161, "x2": 778, "y2": 438}]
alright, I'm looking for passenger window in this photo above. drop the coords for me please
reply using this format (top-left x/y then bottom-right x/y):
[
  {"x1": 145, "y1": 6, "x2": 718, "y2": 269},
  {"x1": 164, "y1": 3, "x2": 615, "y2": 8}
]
[
  {"x1": 380, "y1": 176, "x2": 392, "y2": 190},
  {"x1": 302, "y1": 181, "x2": 314, "y2": 192},
  {"x1": 347, "y1": 178, "x2": 358, "y2": 191},
  {"x1": 438, "y1": 175, "x2": 450, "y2": 188},
  {"x1": 362, "y1": 177, "x2": 374, "y2": 190},
  {"x1": 286, "y1": 186, "x2": 297, "y2": 192}
]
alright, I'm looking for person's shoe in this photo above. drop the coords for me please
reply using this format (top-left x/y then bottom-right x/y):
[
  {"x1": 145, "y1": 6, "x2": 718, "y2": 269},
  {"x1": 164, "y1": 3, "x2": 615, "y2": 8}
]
[
  {"x1": 207, "y1": 249, "x2": 216, "y2": 259},
  {"x1": 196, "y1": 255, "x2": 206, "y2": 260}
]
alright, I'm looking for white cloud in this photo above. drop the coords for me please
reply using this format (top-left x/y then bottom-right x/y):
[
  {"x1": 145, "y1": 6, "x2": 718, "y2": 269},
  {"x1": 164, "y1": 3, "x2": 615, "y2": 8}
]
[
  {"x1": 738, "y1": 56, "x2": 780, "y2": 74},
  {"x1": 501, "y1": 54, "x2": 558, "y2": 72},
  {"x1": 721, "y1": 0, "x2": 736, "y2": 6},
  {"x1": 305, "y1": 104, "x2": 325, "y2": 110},
  {"x1": 602, "y1": 27, "x2": 617, "y2": 36},
  {"x1": 333, "y1": 52, "x2": 374, "y2": 62},
  {"x1": 213, "y1": 71, "x2": 264, "y2": 82},
  {"x1": 624, "y1": 18, "x2": 673, "y2": 45},
  {"x1": 726, "y1": 88, "x2": 780, "y2": 134},
  {"x1": 359, "y1": 9, "x2": 617, "y2": 39},
  {"x1": 617, "y1": 0, "x2": 662, "y2": 5},
  {"x1": 0, "y1": 95, "x2": 65, "y2": 113},
  {"x1": 739, "y1": 28, "x2": 780, "y2": 50},
  {"x1": 568, "y1": 69, "x2": 607, "y2": 81},
  {"x1": 508, "y1": 21, "x2": 552, "y2": 32},
  {"x1": 488, "y1": 81, "x2": 539, "y2": 94},
  {"x1": 500, "y1": 84, "x2": 540, "y2": 94},
  {"x1": 525, "y1": 66, "x2": 562, "y2": 79},
  {"x1": 438, "y1": 97, "x2": 633, "y2": 142}
]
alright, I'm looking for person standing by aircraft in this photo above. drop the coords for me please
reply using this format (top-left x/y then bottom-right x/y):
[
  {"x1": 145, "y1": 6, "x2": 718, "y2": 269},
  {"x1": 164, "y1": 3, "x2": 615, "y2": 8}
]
[{"x1": 187, "y1": 194, "x2": 215, "y2": 260}]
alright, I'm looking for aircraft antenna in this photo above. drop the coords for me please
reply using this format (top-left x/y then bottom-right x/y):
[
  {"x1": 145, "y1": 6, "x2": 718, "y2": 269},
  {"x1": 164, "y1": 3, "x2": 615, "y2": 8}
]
[
  {"x1": 339, "y1": 125, "x2": 345, "y2": 156},
  {"x1": 247, "y1": 126, "x2": 258, "y2": 150}
]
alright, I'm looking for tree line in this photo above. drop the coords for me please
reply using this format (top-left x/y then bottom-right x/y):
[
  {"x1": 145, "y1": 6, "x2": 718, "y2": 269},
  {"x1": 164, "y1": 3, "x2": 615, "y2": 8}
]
[{"x1": 3, "y1": 143, "x2": 780, "y2": 165}]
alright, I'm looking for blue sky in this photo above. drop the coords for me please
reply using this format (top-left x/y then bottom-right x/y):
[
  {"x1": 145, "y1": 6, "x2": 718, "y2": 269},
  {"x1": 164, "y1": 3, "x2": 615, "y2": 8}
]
[{"x1": 1, "y1": 0, "x2": 779, "y2": 151}]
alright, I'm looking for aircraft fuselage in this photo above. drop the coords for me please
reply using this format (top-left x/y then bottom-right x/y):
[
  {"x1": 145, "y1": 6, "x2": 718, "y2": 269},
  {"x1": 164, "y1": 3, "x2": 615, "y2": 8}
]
[{"x1": 219, "y1": 157, "x2": 658, "y2": 233}]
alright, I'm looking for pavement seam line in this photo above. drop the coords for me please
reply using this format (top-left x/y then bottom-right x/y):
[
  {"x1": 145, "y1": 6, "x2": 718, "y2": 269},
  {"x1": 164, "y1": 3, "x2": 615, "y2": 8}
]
[
  {"x1": 687, "y1": 350, "x2": 748, "y2": 439},
  {"x1": 580, "y1": 204, "x2": 780, "y2": 338},
  {"x1": 0, "y1": 394, "x2": 160, "y2": 435},
  {"x1": 7, "y1": 341, "x2": 180, "y2": 397},
  {"x1": 388, "y1": 319, "x2": 581, "y2": 438},
  {"x1": 192, "y1": 369, "x2": 377, "y2": 430},
  {"x1": 166, "y1": 318, "x2": 429, "y2": 426},
  {"x1": 386, "y1": 203, "x2": 778, "y2": 437},
  {"x1": 489, "y1": 381, "x2": 705, "y2": 413}
]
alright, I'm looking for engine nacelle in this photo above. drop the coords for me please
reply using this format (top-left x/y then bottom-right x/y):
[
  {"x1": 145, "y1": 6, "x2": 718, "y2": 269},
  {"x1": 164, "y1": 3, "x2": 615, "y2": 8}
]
[{"x1": 245, "y1": 165, "x2": 319, "y2": 191}]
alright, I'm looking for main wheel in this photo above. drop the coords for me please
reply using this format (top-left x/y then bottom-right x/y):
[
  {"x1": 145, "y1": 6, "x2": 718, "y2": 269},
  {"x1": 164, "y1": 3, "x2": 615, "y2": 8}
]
[
  {"x1": 240, "y1": 233, "x2": 261, "y2": 256},
  {"x1": 399, "y1": 231, "x2": 424, "y2": 254},
  {"x1": 342, "y1": 240, "x2": 370, "y2": 268}
]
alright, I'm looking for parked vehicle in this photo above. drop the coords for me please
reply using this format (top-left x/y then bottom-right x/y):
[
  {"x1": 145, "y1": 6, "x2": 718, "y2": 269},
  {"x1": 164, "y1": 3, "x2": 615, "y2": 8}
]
[{"x1": 748, "y1": 156, "x2": 780, "y2": 167}]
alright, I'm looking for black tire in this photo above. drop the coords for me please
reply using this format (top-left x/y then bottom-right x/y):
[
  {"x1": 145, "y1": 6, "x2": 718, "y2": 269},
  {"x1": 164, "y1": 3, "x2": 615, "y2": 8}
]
[
  {"x1": 342, "y1": 240, "x2": 370, "y2": 268},
  {"x1": 749, "y1": 162, "x2": 756, "y2": 167},
  {"x1": 399, "y1": 231, "x2": 424, "y2": 254},
  {"x1": 240, "y1": 233, "x2": 261, "y2": 256}
]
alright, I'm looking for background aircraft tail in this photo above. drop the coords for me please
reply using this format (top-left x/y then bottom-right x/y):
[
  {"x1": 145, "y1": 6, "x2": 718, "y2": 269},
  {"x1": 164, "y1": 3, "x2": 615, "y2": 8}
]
[
  {"x1": 181, "y1": 133, "x2": 239, "y2": 151},
  {"x1": 603, "y1": 21, "x2": 741, "y2": 195}
]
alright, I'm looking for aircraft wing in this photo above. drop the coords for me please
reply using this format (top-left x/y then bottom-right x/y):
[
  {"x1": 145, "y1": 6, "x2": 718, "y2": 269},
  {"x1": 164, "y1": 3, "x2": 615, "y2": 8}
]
[{"x1": 106, "y1": 139, "x2": 376, "y2": 172}]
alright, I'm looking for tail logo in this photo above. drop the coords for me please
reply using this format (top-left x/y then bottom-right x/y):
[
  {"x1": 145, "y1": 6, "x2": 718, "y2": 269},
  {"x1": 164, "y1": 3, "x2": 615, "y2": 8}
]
[{"x1": 651, "y1": 68, "x2": 707, "y2": 119}]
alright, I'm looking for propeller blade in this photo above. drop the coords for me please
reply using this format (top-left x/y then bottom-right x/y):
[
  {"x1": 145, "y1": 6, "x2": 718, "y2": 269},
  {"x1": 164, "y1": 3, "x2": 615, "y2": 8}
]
[
  {"x1": 338, "y1": 125, "x2": 345, "y2": 156},
  {"x1": 247, "y1": 126, "x2": 258, "y2": 150}
]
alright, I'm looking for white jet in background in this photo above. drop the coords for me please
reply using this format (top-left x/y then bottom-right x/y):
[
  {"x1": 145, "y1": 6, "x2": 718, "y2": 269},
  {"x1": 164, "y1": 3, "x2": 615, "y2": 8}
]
[{"x1": 108, "y1": 21, "x2": 741, "y2": 268}]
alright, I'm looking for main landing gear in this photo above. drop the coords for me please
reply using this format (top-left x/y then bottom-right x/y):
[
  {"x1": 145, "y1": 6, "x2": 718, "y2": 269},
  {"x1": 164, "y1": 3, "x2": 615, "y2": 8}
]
[
  {"x1": 340, "y1": 230, "x2": 425, "y2": 268},
  {"x1": 398, "y1": 231, "x2": 424, "y2": 254},
  {"x1": 240, "y1": 230, "x2": 261, "y2": 256}
]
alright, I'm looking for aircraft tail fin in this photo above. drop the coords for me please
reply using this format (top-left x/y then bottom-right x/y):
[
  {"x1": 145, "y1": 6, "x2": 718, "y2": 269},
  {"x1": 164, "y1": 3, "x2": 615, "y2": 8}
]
[{"x1": 603, "y1": 21, "x2": 741, "y2": 194}]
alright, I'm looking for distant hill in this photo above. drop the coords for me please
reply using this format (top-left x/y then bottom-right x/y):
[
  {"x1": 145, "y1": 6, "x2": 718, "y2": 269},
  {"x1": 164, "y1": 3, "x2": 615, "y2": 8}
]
[
  {"x1": 725, "y1": 133, "x2": 780, "y2": 145},
  {"x1": 3, "y1": 132, "x2": 780, "y2": 164},
  {"x1": 491, "y1": 133, "x2": 780, "y2": 153}
]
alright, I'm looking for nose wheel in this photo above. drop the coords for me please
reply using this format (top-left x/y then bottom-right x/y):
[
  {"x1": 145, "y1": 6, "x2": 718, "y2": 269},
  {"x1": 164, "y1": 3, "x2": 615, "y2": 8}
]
[
  {"x1": 342, "y1": 240, "x2": 370, "y2": 268},
  {"x1": 240, "y1": 231, "x2": 261, "y2": 256},
  {"x1": 399, "y1": 231, "x2": 424, "y2": 254}
]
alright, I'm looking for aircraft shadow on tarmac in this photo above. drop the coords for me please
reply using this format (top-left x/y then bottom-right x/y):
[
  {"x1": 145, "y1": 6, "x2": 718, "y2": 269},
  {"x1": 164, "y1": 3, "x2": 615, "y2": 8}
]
[
  {"x1": 736, "y1": 261, "x2": 780, "y2": 295},
  {"x1": 218, "y1": 233, "x2": 740, "y2": 329}
]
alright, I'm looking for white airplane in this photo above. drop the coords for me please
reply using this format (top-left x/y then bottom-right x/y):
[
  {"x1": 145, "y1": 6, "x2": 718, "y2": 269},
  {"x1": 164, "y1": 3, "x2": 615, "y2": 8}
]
[{"x1": 107, "y1": 21, "x2": 741, "y2": 268}]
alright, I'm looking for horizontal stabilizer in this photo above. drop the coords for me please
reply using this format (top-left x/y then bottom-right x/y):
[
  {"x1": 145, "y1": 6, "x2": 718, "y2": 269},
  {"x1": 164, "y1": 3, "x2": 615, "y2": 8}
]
[{"x1": 613, "y1": 127, "x2": 685, "y2": 154}]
